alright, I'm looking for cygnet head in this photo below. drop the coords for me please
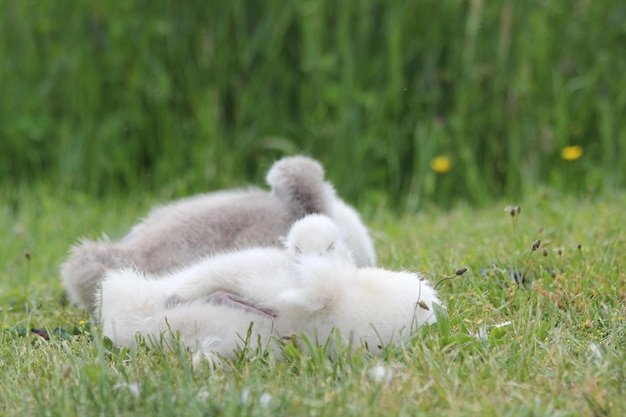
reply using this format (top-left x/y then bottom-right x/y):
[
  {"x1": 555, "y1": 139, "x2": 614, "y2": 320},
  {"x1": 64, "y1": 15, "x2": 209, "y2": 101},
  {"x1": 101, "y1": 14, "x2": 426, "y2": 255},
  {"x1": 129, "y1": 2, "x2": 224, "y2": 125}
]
[{"x1": 284, "y1": 214, "x2": 355, "y2": 265}]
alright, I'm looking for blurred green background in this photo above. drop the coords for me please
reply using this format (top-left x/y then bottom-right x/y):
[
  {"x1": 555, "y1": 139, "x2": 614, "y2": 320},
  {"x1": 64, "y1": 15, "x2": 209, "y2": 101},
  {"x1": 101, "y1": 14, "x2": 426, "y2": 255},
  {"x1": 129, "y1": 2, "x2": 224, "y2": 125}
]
[{"x1": 1, "y1": 0, "x2": 624, "y2": 208}]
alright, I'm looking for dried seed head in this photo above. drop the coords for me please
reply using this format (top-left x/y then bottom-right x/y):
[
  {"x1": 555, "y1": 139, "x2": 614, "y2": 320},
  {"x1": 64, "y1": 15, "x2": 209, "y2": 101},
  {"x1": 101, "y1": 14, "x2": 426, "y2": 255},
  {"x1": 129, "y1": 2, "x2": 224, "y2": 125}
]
[
  {"x1": 577, "y1": 244, "x2": 582, "y2": 251},
  {"x1": 543, "y1": 248, "x2": 548, "y2": 257},
  {"x1": 434, "y1": 266, "x2": 469, "y2": 289},
  {"x1": 532, "y1": 239, "x2": 541, "y2": 251},
  {"x1": 516, "y1": 205, "x2": 522, "y2": 215},
  {"x1": 509, "y1": 208, "x2": 516, "y2": 217},
  {"x1": 25, "y1": 252, "x2": 31, "y2": 261},
  {"x1": 556, "y1": 247, "x2": 564, "y2": 256}
]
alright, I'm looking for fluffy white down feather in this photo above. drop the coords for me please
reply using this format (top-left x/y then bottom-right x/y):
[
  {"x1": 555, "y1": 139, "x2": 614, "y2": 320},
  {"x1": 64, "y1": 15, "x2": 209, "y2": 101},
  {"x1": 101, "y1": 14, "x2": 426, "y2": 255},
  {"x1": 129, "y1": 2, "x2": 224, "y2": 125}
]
[{"x1": 97, "y1": 215, "x2": 439, "y2": 361}]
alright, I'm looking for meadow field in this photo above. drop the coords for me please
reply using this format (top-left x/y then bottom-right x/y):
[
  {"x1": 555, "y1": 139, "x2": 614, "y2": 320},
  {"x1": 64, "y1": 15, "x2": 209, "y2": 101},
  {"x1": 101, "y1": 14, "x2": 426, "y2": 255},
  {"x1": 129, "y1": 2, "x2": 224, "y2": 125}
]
[
  {"x1": 1, "y1": 186, "x2": 624, "y2": 416},
  {"x1": 1, "y1": 0, "x2": 625, "y2": 415}
]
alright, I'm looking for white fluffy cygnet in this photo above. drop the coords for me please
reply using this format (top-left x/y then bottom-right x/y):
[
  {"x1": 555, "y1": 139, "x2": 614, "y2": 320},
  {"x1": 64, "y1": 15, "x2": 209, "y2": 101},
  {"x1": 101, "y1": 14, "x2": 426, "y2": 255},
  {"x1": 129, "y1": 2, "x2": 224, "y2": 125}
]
[{"x1": 97, "y1": 215, "x2": 439, "y2": 363}]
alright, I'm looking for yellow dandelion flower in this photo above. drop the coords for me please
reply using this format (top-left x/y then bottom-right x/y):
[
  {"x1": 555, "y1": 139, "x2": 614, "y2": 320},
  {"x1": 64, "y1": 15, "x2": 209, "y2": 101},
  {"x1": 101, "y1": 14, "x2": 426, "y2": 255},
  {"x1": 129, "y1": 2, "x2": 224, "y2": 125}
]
[
  {"x1": 561, "y1": 145, "x2": 583, "y2": 161},
  {"x1": 430, "y1": 156, "x2": 452, "y2": 173},
  {"x1": 79, "y1": 320, "x2": 85, "y2": 326},
  {"x1": 2, "y1": 323, "x2": 8, "y2": 330}
]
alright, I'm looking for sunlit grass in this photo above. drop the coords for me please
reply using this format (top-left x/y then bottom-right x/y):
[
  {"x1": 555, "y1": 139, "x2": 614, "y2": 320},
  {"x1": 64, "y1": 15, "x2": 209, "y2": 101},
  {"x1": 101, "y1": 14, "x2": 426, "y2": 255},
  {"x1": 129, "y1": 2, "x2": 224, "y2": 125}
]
[{"x1": 1, "y1": 186, "x2": 624, "y2": 416}]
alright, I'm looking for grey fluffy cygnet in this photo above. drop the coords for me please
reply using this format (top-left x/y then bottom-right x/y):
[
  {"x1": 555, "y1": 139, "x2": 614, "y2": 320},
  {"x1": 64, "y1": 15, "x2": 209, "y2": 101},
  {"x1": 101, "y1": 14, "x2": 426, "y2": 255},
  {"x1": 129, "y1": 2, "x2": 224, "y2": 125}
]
[{"x1": 61, "y1": 156, "x2": 377, "y2": 312}]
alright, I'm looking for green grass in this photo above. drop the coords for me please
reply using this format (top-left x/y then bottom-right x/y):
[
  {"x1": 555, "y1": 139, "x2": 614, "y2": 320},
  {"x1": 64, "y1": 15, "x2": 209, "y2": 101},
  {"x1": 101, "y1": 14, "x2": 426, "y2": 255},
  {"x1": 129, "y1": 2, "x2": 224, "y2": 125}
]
[{"x1": 1, "y1": 185, "x2": 624, "y2": 416}]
